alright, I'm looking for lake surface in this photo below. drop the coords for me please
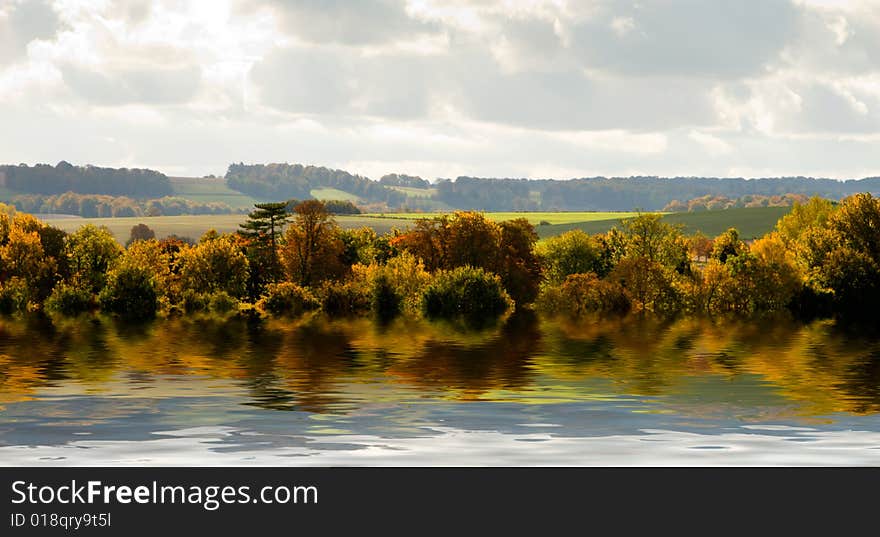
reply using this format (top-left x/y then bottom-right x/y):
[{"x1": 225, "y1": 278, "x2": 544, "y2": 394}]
[{"x1": 2, "y1": 312, "x2": 880, "y2": 466}]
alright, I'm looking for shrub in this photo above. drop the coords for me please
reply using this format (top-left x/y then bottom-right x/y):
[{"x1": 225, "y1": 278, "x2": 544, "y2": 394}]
[
  {"x1": 320, "y1": 281, "x2": 370, "y2": 317},
  {"x1": 536, "y1": 273, "x2": 630, "y2": 317},
  {"x1": 181, "y1": 289, "x2": 210, "y2": 313},
  {"x1": 0, "y1": 277, "x2": 31, "y2": 314},
  {"x1": 420, "y1": 266, "x2": 512, "y2": 323},
  {"x1": 98, "y1": 265, "x2": 159, "y2": 320},
  {"x1": 44, "y1": 282, "x2": 93, "y2": 316},
  {"x1": 258, "y1": 283, "x2": 319, "y2": 316},
  {"x1": 208, "y1": 291, "x2": 239, "y2": 314}
]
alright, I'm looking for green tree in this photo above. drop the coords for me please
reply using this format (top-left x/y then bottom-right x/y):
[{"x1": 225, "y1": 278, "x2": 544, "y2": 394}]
[
  {"x1": 99, "y1": 265, "x2": 159, "y2": 320},
  {"x1": 64, "y1": 225, "x2": 122, "y2": 293},
  {"x1": 537, "y1": 230, "x2": 606, "y2": 283},
  {"x1": 178, "y1": 235, "x2": 249, "y2": 297},
  {"x1": 776, "y1": 196, "x2": 836, "y2": 245},
  {"x1": 238, "y1": 201, "x2": 290, "y2": 252},
  {"x1": 711, "y1": 228, "x2": 746, "y2": 264},
  {"x1": 618, "y1": 214, "x2": 690, "y2": 273},
  {"x1": 238, "y1": 202, "x2": 291, "y2": 300}
]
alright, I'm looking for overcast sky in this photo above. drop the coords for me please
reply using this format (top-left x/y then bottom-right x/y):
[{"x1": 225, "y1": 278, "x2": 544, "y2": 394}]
[{"x1": 0, "y1": 0, "x2": 878, "y2": 180}]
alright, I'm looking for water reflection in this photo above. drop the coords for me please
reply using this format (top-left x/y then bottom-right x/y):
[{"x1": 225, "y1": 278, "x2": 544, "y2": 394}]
[{"x1": 2, "y1": 312, "x2": 880, "y2": 464}]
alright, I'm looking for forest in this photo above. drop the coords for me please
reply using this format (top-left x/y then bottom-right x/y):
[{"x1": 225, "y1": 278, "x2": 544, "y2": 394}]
[
  {"x1": 226, "y1": 163, "x2": 407, "y2": 206},
  {"x1": 0, "y1": 193, "x2": 878, "y2": 326},
  {"x1": 0, "y1": 161, "x2": 172, "y2": 197},
  {"x1": 11, "y1": 192, "x2": 237, "y2": 217},
  {"x1": 433, "y1": 175, "x2": 880, "y2": 211}
]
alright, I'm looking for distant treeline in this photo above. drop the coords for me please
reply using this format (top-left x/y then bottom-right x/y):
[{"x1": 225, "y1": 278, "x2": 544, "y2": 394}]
[
  {"x1": 0, "y1": 161, "x2": 172, "y2": 198},
  {"x1": 379, "y1": 174, "x2": 430, "y2": 188},
  {"x1": 6, "y1": 161, "x2": 880, "y2": 214},
  {"x1": 434, "y1": 176, "x2": 880, "y2": 212},
  {"x1": 226, "y1": 163, "x2": 406, "y2": 207},
  {"x1": 225, "y1": 163, "x2": 880, "y2": 212},
  {"x1": 11, "y1": 192, "x2": 236, "y2": 217},
  {"x1": 663, "y1": 193, "x2": 811, "y2": 212}
]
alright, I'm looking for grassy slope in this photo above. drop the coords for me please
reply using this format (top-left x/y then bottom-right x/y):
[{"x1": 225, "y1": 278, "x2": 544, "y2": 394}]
[
  {"x1": 387, "y1": 186, "x2": 437, "y2": 198},
  {"x1": 310, "y1": 187, "x2": 361, "y2": 202},
  {"x1": 535, "y1": 206, "x2": 791, "y2": 239},
  {"x1": 169, "y1": 177, "x2": 265, "y2": 209}
]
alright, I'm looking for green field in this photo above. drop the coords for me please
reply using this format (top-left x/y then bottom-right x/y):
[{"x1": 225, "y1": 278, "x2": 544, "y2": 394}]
[
  {"x1": 310, "y1": 187, "x2": 361, "y2": 202},
  {"x1": 42, "y1": 206, "x2": 790, "y2": 244},
  {"x1": 169, "y1": 177, "x2": 265, "y2": 209},
  {"x1": 387, "y1": 186, "x2": 437, "y2": 198},
  {"x1": 535, "y1": 206, "x2": 791, "y2": 239}
]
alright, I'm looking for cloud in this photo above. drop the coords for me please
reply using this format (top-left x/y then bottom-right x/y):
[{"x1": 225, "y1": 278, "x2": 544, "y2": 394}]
[
  {"x1": 61, "y1": 63, "x2": 202, "y2": 106},
  {"x1": 0, "y1": 0, "x2": 879, "y2": 180},
  {"x1": 249, "y1": 0, "x2": 440, "y2": 45},
  {"x1": 250, "y1": 45, "x2": 435, "y2": 119},
  {"x1": 567, "y1": 0, "x2": 800, "y2": 78},
  {"x1": 0, "y1": 0, "x2": 61, "y2": 65}
]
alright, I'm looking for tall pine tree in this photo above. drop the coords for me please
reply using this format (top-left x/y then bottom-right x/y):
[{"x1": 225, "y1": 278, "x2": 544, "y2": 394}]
[
  {"x1": 238, "y1": 201, "x2": 290, "y2": 251},
  {"x1": 239, "y1": 201, "x2": 291, "y2": 299}
]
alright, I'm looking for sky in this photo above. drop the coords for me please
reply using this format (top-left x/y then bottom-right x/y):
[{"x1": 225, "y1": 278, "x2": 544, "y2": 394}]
[{"x1": 0, "y1": 0, "x2": 879, "y2": 180}]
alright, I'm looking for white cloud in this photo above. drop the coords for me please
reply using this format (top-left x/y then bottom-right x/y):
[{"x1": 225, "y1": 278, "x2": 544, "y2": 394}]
[
  {"x1": 689, "y1": 130, "x2": 734, "y2": 156},
  {"x1": 0, "y1": 0, "x2": 877, "y2": 179}
]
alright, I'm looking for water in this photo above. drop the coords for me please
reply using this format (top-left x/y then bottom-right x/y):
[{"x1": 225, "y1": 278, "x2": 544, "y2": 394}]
[{"x1": 2, "y1": 312, "x2": 880, "y2": 465}]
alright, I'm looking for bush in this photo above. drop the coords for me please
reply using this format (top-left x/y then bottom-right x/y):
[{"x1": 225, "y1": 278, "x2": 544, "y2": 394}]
[
  {"x1": 420, "y1": 266, "x2": 512, "y2": 323},
  {"x1": 352, "y1": 253, "x2": 431, "y2": 316},
  {"x1": 98, "y1": 266, "x2": 159, "y2": 320},
  {"x1": 208, "y1": 291, "x2": 239, "y2": 314},
  {"x1": 0, "y1": 277, "x2": 31, "y2": 314},
  {"x1": 181, "y1": 290, "x2": 210, "y2": 313},
  {"x1": 258, "y1": 283, "x2": 319, "y2": 316},
  {"x1": 44, "y1": 282, "x2": 93, "y2": 316},
  {"x1": 536, "y1": 273, "x2": 630, "y2": 317},
  {"x1": 320, "y1": 281, "x2": 370, "y2": 317}
]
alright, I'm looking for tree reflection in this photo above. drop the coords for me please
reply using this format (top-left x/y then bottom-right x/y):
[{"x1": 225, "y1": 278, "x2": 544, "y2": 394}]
[{"x1": 1, "y1": 314, "x2": 880, "y2": 417}]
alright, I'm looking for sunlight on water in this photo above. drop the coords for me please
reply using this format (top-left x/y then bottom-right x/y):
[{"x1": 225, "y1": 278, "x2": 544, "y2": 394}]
[{"x1": 1, "y1": 313, "x2": 880, "y2": 465}]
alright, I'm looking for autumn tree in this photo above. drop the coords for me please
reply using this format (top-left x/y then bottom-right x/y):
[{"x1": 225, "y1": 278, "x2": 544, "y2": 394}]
[
  {"x1": 496, "y1": 218, "x2": 542, "y2": 305},
  {"x1": 688, "y1": 232, "x2": 713, "y2": 263},
  {"x1": 127, "y1": 223, "x2": 156, "y2": 246},
  {"x1": 392, "y1": 212, "x2": 541, "y2": 306},
  {"x1": 389, "y1": 217, "x2": 446, "y2": 271},
  {"x1": 280, "y1": 200, "x2": 346, "y2": 286}
]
